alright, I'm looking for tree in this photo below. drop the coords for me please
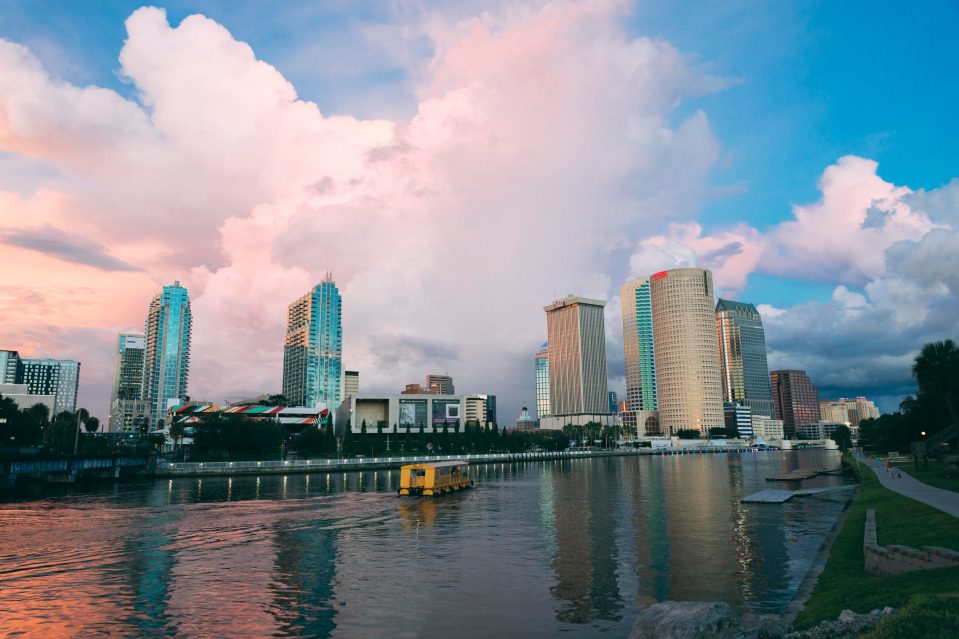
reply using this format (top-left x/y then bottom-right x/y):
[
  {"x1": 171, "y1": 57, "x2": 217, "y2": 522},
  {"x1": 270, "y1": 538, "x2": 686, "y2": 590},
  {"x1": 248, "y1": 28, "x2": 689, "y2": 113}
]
[
  {"x1": 675, "y1": 428, "x2": 701, "y2": 439},
  {"x1": 258, "y1": 394, "x2": 288, "y2": 407},
  {"x1": 912, "y1": 339, "x2": 959, "y2": 425},
  {"x1": 832, "y1": 424, "x2": 853, "y2": 453},
  {"x1": 84, "y1": 417, "x2": 100, "y2": 433},
  {"x1": 170, "y1": 421, "x2": 186, "y2": 449}
]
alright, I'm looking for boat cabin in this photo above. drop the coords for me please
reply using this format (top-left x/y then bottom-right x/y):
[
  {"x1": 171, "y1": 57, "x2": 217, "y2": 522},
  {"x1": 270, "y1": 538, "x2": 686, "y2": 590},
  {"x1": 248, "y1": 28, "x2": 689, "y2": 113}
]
[{"x1": 398, "y1": 460, "x2": 473, "y2": 496}]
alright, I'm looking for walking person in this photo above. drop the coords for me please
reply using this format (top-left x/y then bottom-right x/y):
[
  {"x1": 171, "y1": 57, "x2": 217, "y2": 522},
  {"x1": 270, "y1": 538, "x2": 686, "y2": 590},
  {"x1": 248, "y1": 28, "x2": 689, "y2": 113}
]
[{"x1": 886, "y1": 460, "x2": 894, "y2": 477}]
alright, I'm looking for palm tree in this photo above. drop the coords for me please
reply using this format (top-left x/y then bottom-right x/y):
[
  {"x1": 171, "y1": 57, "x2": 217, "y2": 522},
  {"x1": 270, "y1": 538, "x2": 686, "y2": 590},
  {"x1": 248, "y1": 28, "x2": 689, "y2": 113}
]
[
  {"x1": 170, "y1": 421, "x2": 186, "y2": 450},
  {"x1": 912, "y1": 339, "x2": 959, "y2": 424}
]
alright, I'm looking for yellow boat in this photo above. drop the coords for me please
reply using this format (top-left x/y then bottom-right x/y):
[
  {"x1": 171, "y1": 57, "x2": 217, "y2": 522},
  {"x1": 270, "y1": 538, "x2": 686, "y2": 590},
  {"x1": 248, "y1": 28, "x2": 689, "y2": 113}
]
[{"x1": 397, "y1": 460, "x2": 473, "y2": 496}]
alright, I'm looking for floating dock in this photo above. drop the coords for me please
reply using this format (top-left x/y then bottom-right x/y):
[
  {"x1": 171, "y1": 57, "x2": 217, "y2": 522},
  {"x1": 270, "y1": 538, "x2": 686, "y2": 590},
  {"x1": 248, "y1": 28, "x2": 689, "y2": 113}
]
[
  {"x1": 765, "y1": 467, "x2": 841, "y2": 482},
  {"x1": 743, "y1": 485, "x2": 855, "y2": 503}
]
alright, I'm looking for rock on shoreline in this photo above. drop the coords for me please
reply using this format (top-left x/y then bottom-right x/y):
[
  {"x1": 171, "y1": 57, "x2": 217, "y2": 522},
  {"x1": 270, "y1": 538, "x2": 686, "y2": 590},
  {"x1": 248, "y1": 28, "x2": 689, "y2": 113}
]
[{"x1": 628, "y1": 601, "x2": 895, "y2": 639}]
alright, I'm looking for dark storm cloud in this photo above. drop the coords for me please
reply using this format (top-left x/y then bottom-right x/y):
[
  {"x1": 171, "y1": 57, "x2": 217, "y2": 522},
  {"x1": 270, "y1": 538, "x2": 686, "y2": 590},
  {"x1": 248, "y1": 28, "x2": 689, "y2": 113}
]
[
  {"x1": 0, "y1": 225, "x2": 142, "y2": 272},
  {"x1": 369, "y1": 333, "x2": 460, "y2": 371}
]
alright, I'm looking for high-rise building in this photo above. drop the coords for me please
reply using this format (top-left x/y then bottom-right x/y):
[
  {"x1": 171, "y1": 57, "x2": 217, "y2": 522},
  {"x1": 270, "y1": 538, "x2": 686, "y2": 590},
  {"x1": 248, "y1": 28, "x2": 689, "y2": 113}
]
[
  {"x1": 343, "y1": 370, "x2": 360, "y2": 398},
  {"x1": 426, "y1": 374, "x2": 454, "y2": 395},
  {"x1": 819, "y1": 400, "x2": 849, "y2": 423},
  {"x1": 0, "y1": 349, "x2": 23, "y2": 384},
  {"x1": 820, "y1": 397, "x2": 879, "y2": 428},
  {"x1": 142, "y1": 281, "x2": 192, "y2": 428},
  {"x1": 715, "y1": 299, "x2": 775, "y2": 419},
  {"x1": 650, "y1": 268, "x2": 724, "y2": 434},
  {"x1": 21, "y1": 358, "x2": 81, "y2": 415},
  {"x1": 401, "y1": 383, "x2": 436, "y2": 394},
  {"x1": 486, "y1": 395, "x2": 497, "y2": 425},
  {"x1": 535, "y1": 342, "x2": 550, "y2": 419},
  {"x1": 109, "y1": 334, "x2": 145, "y2": 431},
  {"x1": 770, "y1": 370, "x2": 819, "y2": 438},
  {"x1": 621, "y1": 277, "x2": 657, "y2": 411},
  {"x1": 282, "y1": 275, "x2": 342, "y2": 409},
  {"x1": 723, "y1": 402, "x2": 752, "y2": 439},
  {"x1": 608, "y1": 391, "x2": 619, "y2": 414},
  {"x1": 544, "y1": 295, "x2": 609, "y2": 416}
]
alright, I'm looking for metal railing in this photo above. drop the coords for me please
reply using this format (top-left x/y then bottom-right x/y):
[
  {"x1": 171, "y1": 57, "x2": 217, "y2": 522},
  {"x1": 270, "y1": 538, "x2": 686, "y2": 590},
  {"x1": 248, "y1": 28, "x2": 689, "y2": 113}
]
[{"x1": 156, "y1": 450, "x2": 592, "y2": 474}]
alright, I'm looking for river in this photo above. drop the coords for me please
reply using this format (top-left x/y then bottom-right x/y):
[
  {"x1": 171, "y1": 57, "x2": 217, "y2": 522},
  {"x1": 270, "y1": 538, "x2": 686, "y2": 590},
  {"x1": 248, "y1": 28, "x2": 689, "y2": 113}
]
[{"x1": 0, "y1": 449, "x2": 851, "y2": 637}]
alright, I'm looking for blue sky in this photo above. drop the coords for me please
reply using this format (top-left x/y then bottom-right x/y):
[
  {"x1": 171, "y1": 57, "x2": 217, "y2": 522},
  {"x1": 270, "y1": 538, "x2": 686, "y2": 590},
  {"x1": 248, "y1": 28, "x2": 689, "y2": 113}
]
[{"x1": 1, "y1": 1, "x2": 957, "y2": 417}]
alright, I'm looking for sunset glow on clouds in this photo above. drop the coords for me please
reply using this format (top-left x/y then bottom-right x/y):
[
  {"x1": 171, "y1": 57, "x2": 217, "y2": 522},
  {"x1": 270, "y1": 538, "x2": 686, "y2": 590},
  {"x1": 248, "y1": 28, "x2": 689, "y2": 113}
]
[{"x1": 1, "y1": 1, "x2": 958, "y2": 419}]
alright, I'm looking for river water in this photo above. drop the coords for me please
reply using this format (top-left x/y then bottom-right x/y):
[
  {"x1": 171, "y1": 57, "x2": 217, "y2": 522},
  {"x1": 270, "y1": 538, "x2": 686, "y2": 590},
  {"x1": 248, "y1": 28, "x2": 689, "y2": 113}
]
[{"x1": 0, "y1": 450, "x2": 851, "y2": 638}]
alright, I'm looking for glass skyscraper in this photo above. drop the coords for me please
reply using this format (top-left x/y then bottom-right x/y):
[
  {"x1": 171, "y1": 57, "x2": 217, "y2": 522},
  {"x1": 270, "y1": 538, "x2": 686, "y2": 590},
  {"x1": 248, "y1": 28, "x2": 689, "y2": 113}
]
[
  {"x1": 715, "y1": 299, "x2": 775, "y2": 419},
  {"x1": 142, "y1": 282, "x2": 192, "y2": 428},
  {"x1": 535, "y1": 342, "x2": 550, "y2": 418},
  {"x1": 283, "y1": 275, "x2": 342, "y2": 409},
  {"x1": 770, "y1": 369, "x2": 819, "y2": 438},
  {"x1": 620, "y1": 277, "x2": 657, "y2": 411}
]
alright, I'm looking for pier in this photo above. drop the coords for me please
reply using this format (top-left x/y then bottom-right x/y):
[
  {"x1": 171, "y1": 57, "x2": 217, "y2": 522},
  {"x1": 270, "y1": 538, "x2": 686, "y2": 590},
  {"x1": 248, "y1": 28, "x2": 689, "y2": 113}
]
[{"x1": 2, "y1": 456, "x2": 152, "y2": 486}]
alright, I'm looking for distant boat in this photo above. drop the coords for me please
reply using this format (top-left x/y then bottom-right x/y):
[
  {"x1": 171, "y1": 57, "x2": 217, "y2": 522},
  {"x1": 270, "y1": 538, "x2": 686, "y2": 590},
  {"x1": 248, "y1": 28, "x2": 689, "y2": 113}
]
[{"x1": 398, "y1": 460, "x2": 473, "y2": 496}]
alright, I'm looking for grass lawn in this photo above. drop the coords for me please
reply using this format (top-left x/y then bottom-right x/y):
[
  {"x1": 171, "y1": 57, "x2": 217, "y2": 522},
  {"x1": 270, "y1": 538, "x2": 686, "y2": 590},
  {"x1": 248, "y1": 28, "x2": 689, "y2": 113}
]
[
  {"x1": 795, "y1": 457, "x2": 959, "y2": 630},
  {"x1": 891, "y1": 459, "x2": 959, "y2": 493}
]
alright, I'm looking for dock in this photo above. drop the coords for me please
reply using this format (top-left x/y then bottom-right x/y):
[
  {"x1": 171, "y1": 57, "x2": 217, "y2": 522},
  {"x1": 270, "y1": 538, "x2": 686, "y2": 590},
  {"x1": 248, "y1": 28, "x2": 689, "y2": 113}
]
[
  {"x1": 765, "y1": 467, "x2": 840, "y2": 481},
  {"x1": 743, "y1": 485, "x2": 855, "y2": 503}
]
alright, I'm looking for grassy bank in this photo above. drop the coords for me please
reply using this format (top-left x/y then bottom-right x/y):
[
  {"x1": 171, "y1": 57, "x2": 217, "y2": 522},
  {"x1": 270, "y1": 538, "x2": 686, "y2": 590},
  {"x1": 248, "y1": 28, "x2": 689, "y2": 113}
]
[{"x1": 795, "y1": 456, "x2": 959, "y2": 630}]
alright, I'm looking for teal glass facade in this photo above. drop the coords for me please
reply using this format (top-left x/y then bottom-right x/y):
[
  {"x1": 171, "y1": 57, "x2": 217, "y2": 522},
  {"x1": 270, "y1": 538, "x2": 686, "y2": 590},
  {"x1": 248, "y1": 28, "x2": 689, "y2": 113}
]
[
  {"x1": 716, "y1": 299, "x2": 774, "y2": 420},
  {"x1": 283, "y1": 277, "x2": 342, "y2": 409},
  {"x1": 535, "y1": 342, "x2": 550, "y2": 418},
  {"x1": 143, "y1": 282, "x2": 192, "y2": 428},
  {"x1": 621, "y1": 278, "x2": 657, "y2": 411}
]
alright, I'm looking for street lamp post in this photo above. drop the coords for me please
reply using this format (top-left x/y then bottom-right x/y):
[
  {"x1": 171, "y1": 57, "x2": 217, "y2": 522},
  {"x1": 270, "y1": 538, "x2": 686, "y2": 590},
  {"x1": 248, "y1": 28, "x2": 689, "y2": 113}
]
[{"x1": 73, "y1": 411, "x2": 83, "y2": 455}]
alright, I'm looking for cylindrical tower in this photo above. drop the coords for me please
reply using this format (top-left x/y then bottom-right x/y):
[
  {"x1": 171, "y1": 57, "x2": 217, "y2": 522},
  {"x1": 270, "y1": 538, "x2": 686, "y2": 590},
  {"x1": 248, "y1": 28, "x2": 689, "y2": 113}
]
[{"x1": 650, "y1": 268, "x2": 724, "y2": 434}]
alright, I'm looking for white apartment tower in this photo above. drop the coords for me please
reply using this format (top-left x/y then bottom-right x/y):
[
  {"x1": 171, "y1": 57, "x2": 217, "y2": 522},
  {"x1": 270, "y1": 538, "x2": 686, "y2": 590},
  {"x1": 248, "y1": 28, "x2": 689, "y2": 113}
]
[{"x1": 650, "y1": 268, "x2": 724, "y2": 434}]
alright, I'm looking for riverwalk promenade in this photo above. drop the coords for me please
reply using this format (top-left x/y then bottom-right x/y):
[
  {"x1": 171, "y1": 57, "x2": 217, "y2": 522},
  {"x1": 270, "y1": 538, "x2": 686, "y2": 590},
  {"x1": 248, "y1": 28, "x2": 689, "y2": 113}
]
[
  {"x1": 155, "y1": 444, "x2": 772, "y2": 477},
  {"x1": 855, "y1": 450, "x2": 959, "y2": 517}
]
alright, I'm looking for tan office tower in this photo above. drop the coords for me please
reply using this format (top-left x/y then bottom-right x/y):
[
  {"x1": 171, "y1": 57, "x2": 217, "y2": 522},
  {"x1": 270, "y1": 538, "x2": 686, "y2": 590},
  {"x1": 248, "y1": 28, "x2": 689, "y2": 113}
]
[
  {"x1": 650, "y1": 268, "x2": 724, "y2": 434},
  {"x1": 544, "y1": 296, "x2": 609, "y2": 415}
]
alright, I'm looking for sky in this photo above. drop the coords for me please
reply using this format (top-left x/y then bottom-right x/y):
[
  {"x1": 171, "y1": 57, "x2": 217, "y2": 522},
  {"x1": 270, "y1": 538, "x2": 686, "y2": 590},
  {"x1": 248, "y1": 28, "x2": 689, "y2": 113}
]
[{"x1": 1, "y1": 0, "x2": 958, "y2": 423}]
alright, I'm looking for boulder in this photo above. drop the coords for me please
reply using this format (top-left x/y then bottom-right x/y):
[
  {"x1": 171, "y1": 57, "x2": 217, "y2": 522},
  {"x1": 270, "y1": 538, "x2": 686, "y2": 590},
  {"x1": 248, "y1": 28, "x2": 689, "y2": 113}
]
[{"x1": 630, "y1": 601, "x2": 744, "y2": 639}]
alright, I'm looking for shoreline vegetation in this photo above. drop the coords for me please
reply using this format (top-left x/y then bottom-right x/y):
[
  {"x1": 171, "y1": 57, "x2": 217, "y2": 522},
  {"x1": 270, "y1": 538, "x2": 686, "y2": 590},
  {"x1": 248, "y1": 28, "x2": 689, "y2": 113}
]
[{"x1": 794, "y1": 455, "x2": 959, "y2": 637}]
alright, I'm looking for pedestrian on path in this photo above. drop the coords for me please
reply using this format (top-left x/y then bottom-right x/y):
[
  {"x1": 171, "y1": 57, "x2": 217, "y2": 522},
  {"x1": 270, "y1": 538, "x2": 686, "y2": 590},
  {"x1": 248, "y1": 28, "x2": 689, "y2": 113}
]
[{"x1": 886, "y1": 460, "x2": 893, "y2": 477}]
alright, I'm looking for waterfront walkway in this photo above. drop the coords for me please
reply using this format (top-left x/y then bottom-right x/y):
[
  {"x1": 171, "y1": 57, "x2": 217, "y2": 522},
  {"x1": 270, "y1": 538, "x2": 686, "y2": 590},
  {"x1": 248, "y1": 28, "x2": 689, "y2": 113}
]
[{"x1": 855, "y1": 450, "x2": 959, "y2": 517}]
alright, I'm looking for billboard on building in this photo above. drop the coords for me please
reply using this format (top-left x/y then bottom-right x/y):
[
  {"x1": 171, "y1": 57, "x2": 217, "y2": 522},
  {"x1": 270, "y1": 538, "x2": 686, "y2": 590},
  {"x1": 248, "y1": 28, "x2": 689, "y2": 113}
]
[
  {"x1": 399, "y1": 399, "x2": 428, "y2": 429},
  {"x1": 432, "y1": 399, "x2": 461, "y2": 424}
]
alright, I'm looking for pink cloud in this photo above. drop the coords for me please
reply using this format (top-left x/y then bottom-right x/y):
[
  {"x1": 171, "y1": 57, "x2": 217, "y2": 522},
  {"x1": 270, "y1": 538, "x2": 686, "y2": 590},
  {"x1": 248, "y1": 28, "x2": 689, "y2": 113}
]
[{"x1": 0, "y1": 3, "x2": 723, "y2": 419}]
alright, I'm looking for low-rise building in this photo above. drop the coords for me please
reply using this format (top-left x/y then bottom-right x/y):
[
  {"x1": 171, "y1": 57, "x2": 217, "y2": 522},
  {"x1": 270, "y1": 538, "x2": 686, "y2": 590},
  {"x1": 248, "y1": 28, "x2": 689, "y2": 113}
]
[
  {"x1": 621, "y1": 409, "x2": 661, "y2": 438},
  {"x1": 110, "y1": 399, "x2": 149, "y2": 433},
  {"x1": 0, "y1": 382, "x2": 55, "y2": 414},
  {"x1": 798, "y1": 420, "x2": 854, "y2": 441},
  {"x1": 539, "y1": 413, "x2": 620, "y2": 430},
  {"x1": 752, "y1": 414, "x2": 784, "y2": 442},
  {"x1": 515, "y1": 407, "x2": 538, "y2": 431},
  {"x1": 335, "y1": 393, "x2": 464, "y2": 436}
]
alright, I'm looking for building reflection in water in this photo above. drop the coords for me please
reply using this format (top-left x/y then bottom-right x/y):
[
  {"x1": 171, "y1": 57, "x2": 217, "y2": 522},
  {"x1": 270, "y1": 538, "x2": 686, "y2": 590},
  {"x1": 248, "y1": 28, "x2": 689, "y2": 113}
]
[
  {"x1": 548, "y1": 457, "x2": 624, "y2": 624},
  {"x1": 0, "y1": 450, "x2": 847, "y2": 637}
]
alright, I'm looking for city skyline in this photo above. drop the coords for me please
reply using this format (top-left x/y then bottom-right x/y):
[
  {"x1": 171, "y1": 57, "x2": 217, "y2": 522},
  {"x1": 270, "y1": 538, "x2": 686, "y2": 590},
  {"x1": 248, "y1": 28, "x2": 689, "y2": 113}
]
[{"x1": 1, "y1": 2, "x2": 958, "y2": 424}]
